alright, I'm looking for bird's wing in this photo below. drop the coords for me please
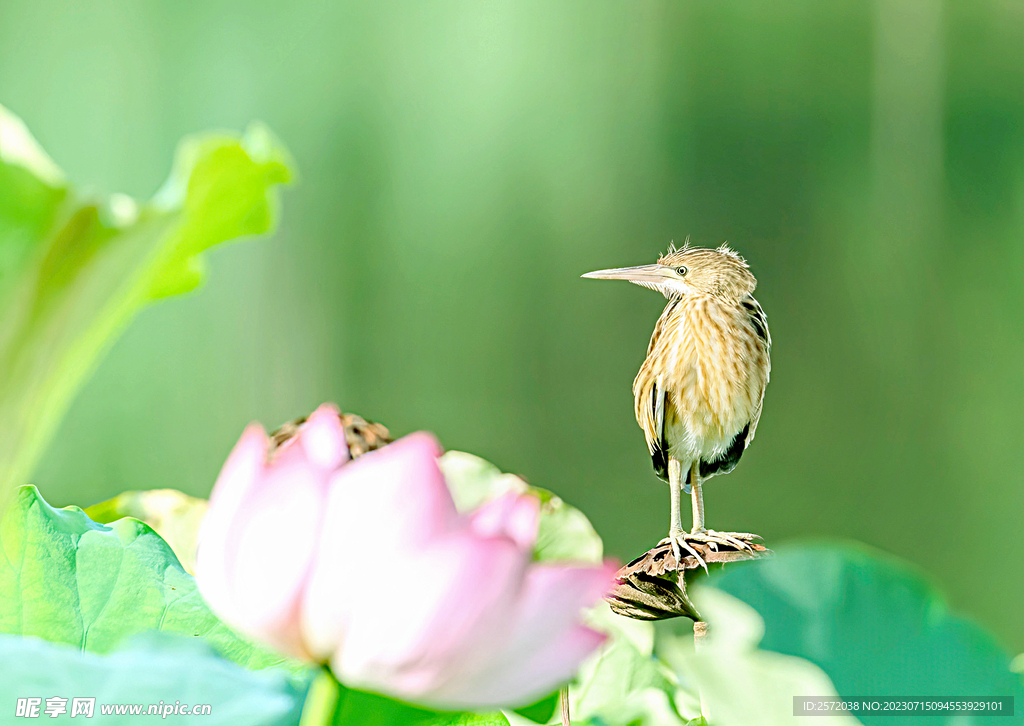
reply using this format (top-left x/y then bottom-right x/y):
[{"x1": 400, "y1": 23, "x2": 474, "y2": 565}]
[
  {"x1": 654, "y1": 374, "x2": 665, "y2": 445},
  {"x1": 741, "y1": 294, "x2": 772, "y2": 447},
  {"x1": 700, "y1": 422, "x2": 750, "y2": 479},
  {"x1": 634, "y1": 364, "x2": 669, "y2": 480},
  {"x1": 649, "y1": 375, "x2": 670, "y2": 480}
]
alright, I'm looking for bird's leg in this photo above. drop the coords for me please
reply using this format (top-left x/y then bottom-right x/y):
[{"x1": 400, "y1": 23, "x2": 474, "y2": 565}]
[
  {"x1": 670, "y1": 458, "x2": 685, "y2": 534},
  {"x1": 660, "y1": 458, "x2": 706, "y2": 569},
  {"x1": 688, "y1": 461, "x2": 756, "y2": 552},
  {"x1": 689, "y1": 461, "x2": 705, "y2": 533}
]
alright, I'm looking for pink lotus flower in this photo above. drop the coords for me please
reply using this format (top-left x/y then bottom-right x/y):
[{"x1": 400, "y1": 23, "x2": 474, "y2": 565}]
[{"x1": 195, "y1": 404, "x2": 615, "y2": 709}]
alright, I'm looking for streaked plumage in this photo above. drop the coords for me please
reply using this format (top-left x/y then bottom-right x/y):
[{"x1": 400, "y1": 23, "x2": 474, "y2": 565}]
[
  {"x1": 634, "y1": 248, "x2": 770, "y2": 484},
  {"x1": 583, "y1": 243, "x2": 771, "y2": 562}
]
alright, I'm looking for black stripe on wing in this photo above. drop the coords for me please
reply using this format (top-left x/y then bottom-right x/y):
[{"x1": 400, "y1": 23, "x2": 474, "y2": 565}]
[
  {"x1": 650, "y1": 380, "x2": 669, "y2": 481},
  {"x1": 741, "y1": 295, "x2": 770, "y2": 347},
  {"x1": 700, "y1": 423, "x2": 750, "y2": 479}
]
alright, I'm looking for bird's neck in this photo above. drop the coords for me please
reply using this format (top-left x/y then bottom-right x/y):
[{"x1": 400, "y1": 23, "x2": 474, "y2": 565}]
[{"x1": 663, "y1": 293, "x2": 732, "y2": 313}]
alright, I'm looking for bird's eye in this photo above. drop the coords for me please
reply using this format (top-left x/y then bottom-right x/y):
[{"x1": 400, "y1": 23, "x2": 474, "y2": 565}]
[{"x1": 675, "y1": 266, "x2": 688, "y2": 276}]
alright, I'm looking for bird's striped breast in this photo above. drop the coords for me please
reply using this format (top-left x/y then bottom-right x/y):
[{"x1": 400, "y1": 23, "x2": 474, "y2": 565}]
[{"x1": 633, "y1": 294, "x2": 770, "y2": 466}]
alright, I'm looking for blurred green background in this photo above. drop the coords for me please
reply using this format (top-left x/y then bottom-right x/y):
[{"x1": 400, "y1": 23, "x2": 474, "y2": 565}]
[{"x1": 1, "y1": 0, "x2": 1021, "y2": 653}]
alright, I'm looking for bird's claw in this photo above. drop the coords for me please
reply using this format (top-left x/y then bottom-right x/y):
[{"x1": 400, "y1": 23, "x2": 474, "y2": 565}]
[
  {"x1": 660, "y1": 531, "x2": 708, "y2": 572},
  {"x1": 688, "y1": 529, "x2": 760, "y2": 552}
]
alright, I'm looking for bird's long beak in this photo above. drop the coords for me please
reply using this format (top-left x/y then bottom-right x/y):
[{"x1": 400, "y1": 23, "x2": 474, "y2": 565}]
[{"x1": 581, "y1": 264, "x2": 670, "y2": 283}]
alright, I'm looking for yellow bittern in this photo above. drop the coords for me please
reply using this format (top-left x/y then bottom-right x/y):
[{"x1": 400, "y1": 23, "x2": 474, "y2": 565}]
[{"x1": 583, "y1": 243, "x2": 771, "y2": 565}]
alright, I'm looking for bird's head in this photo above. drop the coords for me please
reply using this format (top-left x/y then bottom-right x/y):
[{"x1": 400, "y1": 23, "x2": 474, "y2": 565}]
[{"x1": 582, "y1": 243, "x2": 757, "y2": 301}]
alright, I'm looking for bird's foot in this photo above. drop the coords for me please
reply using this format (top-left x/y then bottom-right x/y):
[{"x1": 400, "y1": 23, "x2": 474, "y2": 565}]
[
  {"x1": 687, "y1": 528, "x2": 761, "y2": 553},
  {"x1": 660, "y1": 529, "x2": 708, "y2": 572}
]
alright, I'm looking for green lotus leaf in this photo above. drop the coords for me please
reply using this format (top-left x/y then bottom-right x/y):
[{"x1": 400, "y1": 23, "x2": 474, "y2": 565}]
[
  {"x1": 0, "y1": 104, "x2": 292, "y2": 501},
  {"x1": 0, "y1": 631, "x2": 307, "y2": 726},
  {"x1": 85, "y1": 488, "x2": 208, "y2": 574},
  {"x1": 0, "y1": 485, "x2": 296, "y2": 672},
  {"x1": 707, "y1": 543, "x2": 1024, "y2": 726},
  {"x1": 658, "y1": 587, "x2": 862, "y2": 726},
  {"x1": 572, "y1": 603, "x2": 690, "y2": 726}
]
